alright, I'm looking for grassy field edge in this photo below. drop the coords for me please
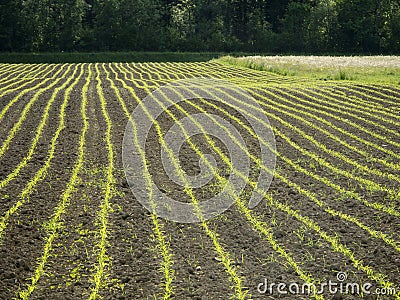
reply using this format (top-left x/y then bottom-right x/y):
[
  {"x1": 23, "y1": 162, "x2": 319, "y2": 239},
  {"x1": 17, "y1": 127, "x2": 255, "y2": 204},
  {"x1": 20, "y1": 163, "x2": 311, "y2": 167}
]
[{"x1": 216, "y1": 55, "x2": 400, "y2": 84}]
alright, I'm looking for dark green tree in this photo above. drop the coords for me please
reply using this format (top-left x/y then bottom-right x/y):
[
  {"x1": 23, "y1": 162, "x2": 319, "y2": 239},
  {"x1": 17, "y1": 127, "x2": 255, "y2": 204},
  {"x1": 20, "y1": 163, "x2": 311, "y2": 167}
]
[
  {"x1": 1, "y1": 0, "x2": 399, "y2": 53},
  {"x1": 0, "y1": 0, "x2": 24, "y2": 51},
  {"x1": 335, "y1": 0, "x2": 381, "y2": 52}
]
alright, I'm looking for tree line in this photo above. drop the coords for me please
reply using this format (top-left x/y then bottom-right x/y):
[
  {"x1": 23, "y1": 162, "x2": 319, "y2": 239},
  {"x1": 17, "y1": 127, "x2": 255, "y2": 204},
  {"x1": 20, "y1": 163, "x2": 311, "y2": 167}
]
[{"x1": 1, "y1": 0, "x2": 399, "y2": 53}]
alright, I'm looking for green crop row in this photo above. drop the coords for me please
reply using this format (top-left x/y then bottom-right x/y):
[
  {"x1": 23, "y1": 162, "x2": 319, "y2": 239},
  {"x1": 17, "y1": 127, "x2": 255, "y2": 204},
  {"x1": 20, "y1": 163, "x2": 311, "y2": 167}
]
[
  {"x1": 1, "y1": 62, "x2": 399, "y2": 299},
  {"x1": 18, "y1": 64, "x2": 87, "y2": 299},
  {"x1": 120, "y1": 62, "x2": 399, "y2": 297}
]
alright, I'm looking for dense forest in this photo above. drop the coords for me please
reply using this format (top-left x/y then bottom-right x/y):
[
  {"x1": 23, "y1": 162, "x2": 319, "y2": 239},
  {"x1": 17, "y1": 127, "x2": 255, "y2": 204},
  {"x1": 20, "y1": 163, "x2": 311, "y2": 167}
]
[{"x1": 0, "y1": 0, "x2": 399, "y2": 53}]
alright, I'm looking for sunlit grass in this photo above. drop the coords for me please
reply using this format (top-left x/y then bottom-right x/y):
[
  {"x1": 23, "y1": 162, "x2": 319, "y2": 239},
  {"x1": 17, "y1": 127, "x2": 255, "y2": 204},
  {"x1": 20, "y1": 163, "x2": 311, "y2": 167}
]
[{"x1": 217, "y1": 55, "x2": 400, "y2": 84}]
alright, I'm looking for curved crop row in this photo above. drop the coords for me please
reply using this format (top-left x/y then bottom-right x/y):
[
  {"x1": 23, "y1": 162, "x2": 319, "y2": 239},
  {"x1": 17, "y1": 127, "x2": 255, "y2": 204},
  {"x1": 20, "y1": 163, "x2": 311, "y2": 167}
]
[
  {"x1": 2, "y1": 62, "x2": 398, "y2": 299},
  {"x1": 116, "y1": 63, "x2": 329, "y2": 299},
  {"x1": 0, "y1": 64, "x2": 17, "y2": 75},
  {"x1": 102, "y1": 64, "x2": 175, "y2": 299},
  {"x1": 266, "y1": 86, "x2": 400, "y2": 160},
  {"x1": 148, "y1": 64, "x2": 400, "y2": 186},
  {"x1": 139, "y1": 75, "x2": 399, "y2": 297},
  {"x1": 0, "y1": 65, "x2": 78, "y2": 243},
  {"x1": 141, "y1": 63, "x2": 400, "y2": 194},
  {"x1": 127, "y1": 63, "x2": 400, "y2": 291},
  {"x1": 0, "y1": 64, "x2": 81, "y2": 191},
  {"x1": 341, "y1": 84, "x2": 400, "y2": 108},
  {"x1": 189, "y1": 88, "x2": 400, "y2": 249},
  {"x1": 243, "y1": 92, "x2": 400, "y2": 195},
  {"x1": 18, "y1": 63, "x2": 87, "y2": 299},
  {"x1": 0, "y1": 64, "x2": 37, "y2": 86},
  {"x1": 323, "y1": 86, "x2": 400, "y2": 117},
  {"x1": 88, "y1": 64, "x2": 116, "y2": 300},
  {"x1": 0, "y1": 64, "x2": 62, "y2": 122},
  {"x1": 0, "y1": 64, "x2": 55, "y2": 94},
  {"x1": 248, "y1": 87, "x2": 399, "y2": 172},
  {"x1": 0, "y1": 64, "x2": 74, "y2": 160},
  {"x1": 121, "y1": 63, "x2": 400, "y2": 216},
  {"x1": 111, "y1": 63, "x2": 249, "y2": 300},
  {"x1": 291, "y1": 88, "x2": 400, "y2": 143},
  {"x1": 300, "y1": 86, "x2": 400, "y2": 128}
]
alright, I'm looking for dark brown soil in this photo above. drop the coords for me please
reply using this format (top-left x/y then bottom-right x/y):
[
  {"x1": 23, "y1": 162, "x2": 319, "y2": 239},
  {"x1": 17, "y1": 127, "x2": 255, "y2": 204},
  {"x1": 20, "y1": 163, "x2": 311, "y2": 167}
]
[{"x1": 0, "y1": 62, "x2": 399, "y2": 300}]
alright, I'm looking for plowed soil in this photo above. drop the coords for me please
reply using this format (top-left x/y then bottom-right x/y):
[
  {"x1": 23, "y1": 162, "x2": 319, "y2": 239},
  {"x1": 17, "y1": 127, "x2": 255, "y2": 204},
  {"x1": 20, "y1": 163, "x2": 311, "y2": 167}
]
[{"x1": 0, "y1": 62, "x2": 399, "y2": 300}]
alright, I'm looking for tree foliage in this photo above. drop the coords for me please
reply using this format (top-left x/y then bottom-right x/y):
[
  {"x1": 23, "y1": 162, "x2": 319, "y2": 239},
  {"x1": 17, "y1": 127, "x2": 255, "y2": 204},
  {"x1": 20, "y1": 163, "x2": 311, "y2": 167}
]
[{"x1": 0, "y1": 0, "x2": 399, "y2": 53}]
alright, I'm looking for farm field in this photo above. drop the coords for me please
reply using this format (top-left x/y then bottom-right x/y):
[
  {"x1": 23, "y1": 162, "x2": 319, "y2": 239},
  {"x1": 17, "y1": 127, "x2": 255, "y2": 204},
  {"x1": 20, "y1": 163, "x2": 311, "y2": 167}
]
[{"x1": 0, "y1": 61, "x2": 399, "y2": 299}]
